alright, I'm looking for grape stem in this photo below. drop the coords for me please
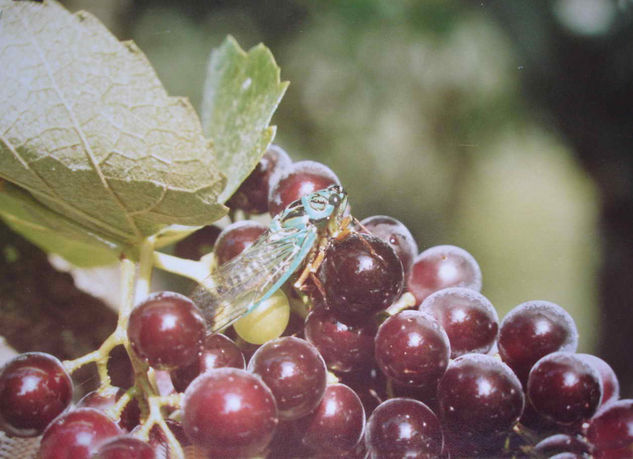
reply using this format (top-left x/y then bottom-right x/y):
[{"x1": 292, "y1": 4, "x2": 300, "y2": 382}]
[
  {"x1": 137, "y1": 394, "x2": 185, "y2": 458},
  {"x1": 152, "y1": 250, "x2": 214, "y2": 285},
  {"x1": 385, "y1": 292, "x2": 417, "y2": 316}
]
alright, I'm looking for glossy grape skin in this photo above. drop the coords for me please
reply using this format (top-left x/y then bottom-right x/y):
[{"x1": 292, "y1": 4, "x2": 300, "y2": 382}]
[
  {"x1": 92, "y1": 435, "x2": 155, "y2": 459},
  {"x1": 227, "y1": 144, "x2": 292, "y2": 214},
  {"x1": 38, "y1": 408, "x2": 122, "y2": 459},
  {"x1": 268, "y1": 160, "x2": 340, "y2": 216},
  {"x1": 170, "y1": 333, "x2": 245, "y2": 392},
  {"x1": 77, "y1": 388, "x2": 140, "y2": 432},
  {"x1": 364, "y1": 398, "x2": 443, "y2": 458},
  {"x1": 182, "y1": 368, "x2": 278, "y2": 455},
  {"x1": 533, "y1": 433, "x2": 590, "y2": 457},
  {"x1": 360, "y1": 215, "x2": 418, "y2": 275},
  {"x1": 498, "y1": 300, "x2": 578, "y2": 384},
  {"x1": 0, "y1": 352, "x2": 73, "y2": 437},
  {"x1": 419, "y1": 287, "x2": 498, "y2": 357},
  {"x1": 174, "y1": 225, "x2": 221, "y2": 260},
  {"x1": 127, "y1": 292, "x2": 206, "y2": 370},
  {"x1": 301, "y1": 384, "x2": 366, "y2": 454},
  {"x1": 437, "y1": 354, "x2": 524, "y2": 438},
  {"x1": 374, "y1": 310, "x2": 450, "y2": 389},
  {"x1": 407, "y1": 245, "x2": 482, "y2": 304},
  {"x1": 577, "y1": 353, "x2": 620, "y2": 406},
  {"x1": 319, "y1": 232, "x2": 404, "y2": 324},
  {"x1": 248, "y1": 336, "x2": 327, "y2": 420},
  {"x1": 213, "y1": 220, "x2": 267, "y2": 265},
  {"x1": 304, "y1": 307, "x2": 376, "y2": 373},
  {"x1": 586, "y1": 399, "x2": 633, "y2": 451},
  {"x1": 528, "y1": 352, "x2": 602, "y2": 425}
]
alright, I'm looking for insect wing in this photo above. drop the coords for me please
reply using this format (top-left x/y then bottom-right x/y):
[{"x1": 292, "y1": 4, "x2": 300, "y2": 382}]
[{"x1": 191, "y1": 225, "x2": 312, "y2": 331}]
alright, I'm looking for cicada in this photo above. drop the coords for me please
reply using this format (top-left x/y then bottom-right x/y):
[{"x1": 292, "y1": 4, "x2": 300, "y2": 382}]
[{"x1": 191, "y1": 185, "x2": 350, "y2": 331}]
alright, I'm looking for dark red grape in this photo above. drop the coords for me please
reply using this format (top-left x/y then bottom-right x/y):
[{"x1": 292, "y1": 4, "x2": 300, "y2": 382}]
[
  {"x1": 528, "y1": 352, "x2": 602, "y2": 425},
  {"x1": 170, "y1": 333, "x2": 245, "y2": 392},
  {"x1": 437, "y1": 354, "x2": 524, "y2": 438},
  {"x1": 498, "y1": 300, "x2": 578, "y2": 384},
  {"x1": 301, "y1": 384, "x2": 365, "y2": 454},
  {"x1": 319, "y1": 232, "x2": 404, "y2": 324},
  {"x1": 213, "y1": 220, "x2": 267, "y2": 265},
  {"x1": 442, "y1": 428, "x2": 508, "y2": 458},
  {"x1": 38, "y1": 408, "x2": 122, "y2": 459},
  {"x1": 594, "y1": 446, "x2": 633, "y2": 459},
  {"x1": 127, "y1": 292, "x2": 206, "y2": 370},
  {"x1": 364, "y1": 397, "x2": 443, "y2": 458},
  {"x1": 533, "y1": 433, "x2": 590, "y2": 457},
  {"x1": 77, "y1": 388, "x2": 140, "y2": 432},
  {"x1": 407, "y1": 245, "x2": 482, "y2": 304},
  {"x1": 92, "y1": 435, "x2": 155, "y2": 459},
  {"x1": 248, "y1": 336, "x2": 326, "y2": 420},
  {"x1": 268, "y1": 160, "x2": 340, "y2": 216},
  {"x1": 227, "y1": 144, "x2": 292, "y2": 214},
  {"x1": 340, "y1": 366, "x2": 388, "y2": 416},
  {"x1": 419, "y1": 287, "x2": 498, "y2": 357},
  {"x1": 182, "y1": 368, "x2": 278, "y2": 455},
  {"x1": 360, "y1": 215, "x2": 418, "y2": 275},
  {"x1": 577, "y1": 353, "x2": 620, "y2": 406},
  {"x1": 304, "y1": 307, "x2": 376, "y2": 373},
  {"x1": 0, "y1": 352, "x2": 73, "y2": 437},
  {"x1": 374, "y1": 310, "x2": 450, "y2": 389},
  {"x1": 586, "y1": 399, "x2": 633, "y2": 451},
  {"x1": 173, "y1": 225, "x2": 221, "y2": 260}
]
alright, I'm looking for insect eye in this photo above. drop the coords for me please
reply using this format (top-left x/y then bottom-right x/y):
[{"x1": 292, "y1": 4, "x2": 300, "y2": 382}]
[{"x1": 328, "y1": 194, "x2": 340, "y2": 207}]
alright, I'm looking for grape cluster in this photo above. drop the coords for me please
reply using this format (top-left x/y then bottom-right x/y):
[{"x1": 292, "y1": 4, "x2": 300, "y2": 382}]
[{"x1": 1, "y1": 144, "x2": 632, "y2": 458}]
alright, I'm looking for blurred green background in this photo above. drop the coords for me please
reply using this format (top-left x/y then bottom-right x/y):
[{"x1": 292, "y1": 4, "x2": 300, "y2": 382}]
[{"x1": 48, "y1": 0, "x2": 632, "y2": 394}]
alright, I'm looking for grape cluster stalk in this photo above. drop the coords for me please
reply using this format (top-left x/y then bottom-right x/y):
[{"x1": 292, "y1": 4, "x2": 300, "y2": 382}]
[{"x1": 1, "y1": 145, "x2": 632, "y2": 458}]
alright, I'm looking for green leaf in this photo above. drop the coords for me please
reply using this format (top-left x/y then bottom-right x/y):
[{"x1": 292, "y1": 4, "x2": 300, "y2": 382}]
[
  {"x1": 0, "y1": 182, "x2": 121, "y2": 267},
  {"x1": 201, "y1": 36, "x2": 288, "y2": 203},
  {"x1": 0, "y1": 0, "x2": 227, "y2": 254}
]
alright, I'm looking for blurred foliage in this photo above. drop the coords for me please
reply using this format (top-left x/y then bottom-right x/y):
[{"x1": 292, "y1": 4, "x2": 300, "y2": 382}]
[{"x1": 59, "y1": 0, "x2": 601, "y2": 351}]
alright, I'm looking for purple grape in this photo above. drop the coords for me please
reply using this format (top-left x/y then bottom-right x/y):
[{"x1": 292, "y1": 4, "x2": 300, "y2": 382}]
[
  {"x1": 528, "y1": 352, "x2": 602, "y2": 425},
  {"x1": 419, "y1": 287, "x2": 498, "y2": 357},
  {"x1": 182, "y1": 368, "x2": 278, "y2": 455},
  {"x1": 586, "y1": 399, "x2": 633, "y2": 451},
  {"x1": 360, "y1": 215, "x2": 418, "y2": 275},
  {"x1": 77, "y1": 388, "x2": 140, "y2": 432},
  {"x1": 437, "y1": 354, "x2": 524, "y2": 437},
  {"x1": 0, "y1": 352, "x2": 73, "y2": 437},
  {"x1": 127, "y1": 292, "x2": 206, "y2": 370},
  {"x1": 364, "y1": 398, "x2": 443, "y2": 458},
  {"x1": 92, "y1": 435, "x2": 155, "y2": 459},
  {"x1": 407, "y1": 245, "x2": 482, "y2": 304},
  {"x1": 533, "y1": 433, "x2": 590, "y2": 457},
  {"x1": 248, "y1": 336, "x2": 327, "y2": 420},
  {"x1": 170, "y1": 333, "x2": 245, "y2": 392},
  {"x1": 304, "y1": 307, "x2": 376, "y2": 373},
  {"x1": 213, "y1": 220, "x2": 267, "y2": 265},
  {"x1": 374, "y1": 310, "x2": 450, "y2": 390},
  {"x1": 319, "y1": 232, "x2": 404, "y2": 324},
  {"x1": 268, "y1": 160, "x2": 341, "y2": 216},
  {"x1": 577, "y1": 353, "x2": 620, "y2": 407},
  {"x1": 498, "y1": 300, "x2": 578, "y2": 384},
  {"x1": 38, "y1": 408, "x2": 122, "y2": 459},
  {"x1": 301, "y1": 384, "x2": 366, "y2": 454},
  {"x1": 227, "y1": 144, "x2": 292, "y2": 214},
  {"x1": 340, "y1": 366, "x2": 388, "y2": 416}
]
